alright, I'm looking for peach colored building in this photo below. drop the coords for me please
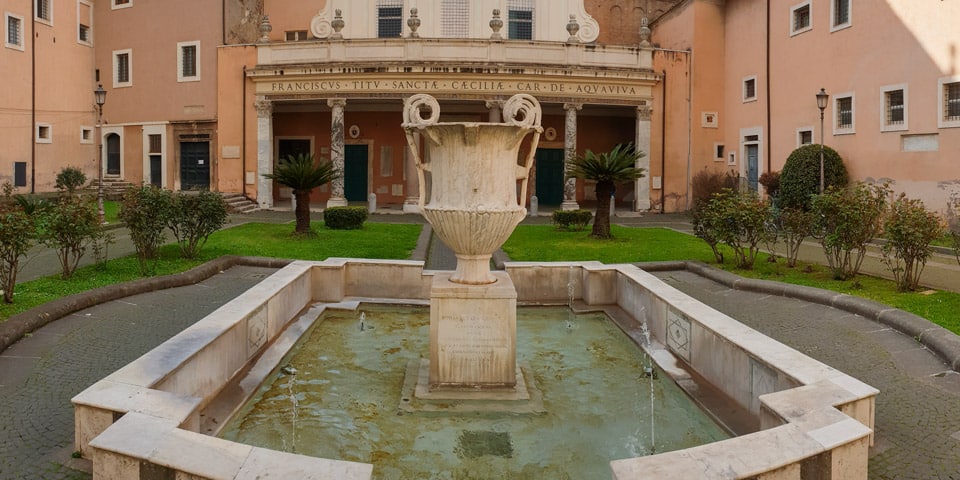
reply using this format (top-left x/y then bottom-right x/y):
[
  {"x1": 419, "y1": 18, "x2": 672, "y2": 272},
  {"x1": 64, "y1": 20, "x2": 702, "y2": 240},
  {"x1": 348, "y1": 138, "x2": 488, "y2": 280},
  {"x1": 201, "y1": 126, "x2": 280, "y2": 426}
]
[{"x1": 4, "y1": 0, "x2": 959, "y2": 214}]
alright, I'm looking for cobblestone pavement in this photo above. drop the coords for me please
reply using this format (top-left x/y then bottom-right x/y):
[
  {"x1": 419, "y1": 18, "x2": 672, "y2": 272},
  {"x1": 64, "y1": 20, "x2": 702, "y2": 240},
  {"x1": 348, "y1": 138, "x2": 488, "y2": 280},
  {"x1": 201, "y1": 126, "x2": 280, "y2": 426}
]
[
  {"x1": 654, "y1": 270, "x2": 960, "y2": 480},
  {"x1": 0, "y1": 265, "x2": 277, "y2": 480}
]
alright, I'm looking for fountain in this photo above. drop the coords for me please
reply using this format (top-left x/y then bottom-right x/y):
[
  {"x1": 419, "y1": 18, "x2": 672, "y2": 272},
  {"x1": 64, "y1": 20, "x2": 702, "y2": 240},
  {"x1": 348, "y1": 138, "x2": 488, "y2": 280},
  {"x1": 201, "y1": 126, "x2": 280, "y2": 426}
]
[
  {"x1": 72, "y1": 93, "x2": 878, "y2": 480},
  {"x1": 402, "y1": 93, "x2": 541, "y2": 392}
]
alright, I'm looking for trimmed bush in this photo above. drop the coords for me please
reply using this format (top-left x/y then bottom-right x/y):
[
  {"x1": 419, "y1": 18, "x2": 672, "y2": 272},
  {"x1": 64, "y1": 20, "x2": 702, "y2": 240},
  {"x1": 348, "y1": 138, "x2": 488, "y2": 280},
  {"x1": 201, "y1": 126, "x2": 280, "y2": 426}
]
[
  {"x1": 778, "y1": 145, "x2": 848, "y2": 210},
  {"x1": 881, "y1": 194, "x2": 944, "y2": 292},
  {"x1": 55, "y1": 166, "x2": 87, "y2": 195},
  {"x1": 168, "y1": 191, "x2": 229, "y2": 259},
  {"x1": 551, "y1": 209, "x2": 593, "y2": 231},
  {"x1": 811, "y1": 183, "x2": 889, "y2": 280},
  {"x1": 120, "y1": 185, "x2": 174, "y2": 274},
  {"x1": 38, "y1": 195, "x2": 99, "y2": 279},
  {"x1": 702, "y1": 189, "x2": 772, "y2": 269},
  {"x1": 324, "y1": 206, "x2": 368, "y2": 230}
]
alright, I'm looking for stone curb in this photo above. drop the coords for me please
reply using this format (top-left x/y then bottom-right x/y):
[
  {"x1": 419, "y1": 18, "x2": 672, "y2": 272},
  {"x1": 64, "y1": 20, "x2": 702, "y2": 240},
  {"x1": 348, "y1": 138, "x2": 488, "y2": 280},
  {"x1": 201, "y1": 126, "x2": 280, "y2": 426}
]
[
  {"x1": 639, "y1": 260, "x2": 960, "y2": 372},
  {"x1": 0, "y1": 255, "x2": 293, "y2": 354}
]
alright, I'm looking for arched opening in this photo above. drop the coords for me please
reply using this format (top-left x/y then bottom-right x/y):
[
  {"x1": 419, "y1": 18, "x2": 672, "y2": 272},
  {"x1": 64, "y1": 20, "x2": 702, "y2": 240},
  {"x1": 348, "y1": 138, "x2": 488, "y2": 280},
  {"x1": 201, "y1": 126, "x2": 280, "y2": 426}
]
[{"x1": 106, "y1": 133, "x2": 121, "y2": 176}]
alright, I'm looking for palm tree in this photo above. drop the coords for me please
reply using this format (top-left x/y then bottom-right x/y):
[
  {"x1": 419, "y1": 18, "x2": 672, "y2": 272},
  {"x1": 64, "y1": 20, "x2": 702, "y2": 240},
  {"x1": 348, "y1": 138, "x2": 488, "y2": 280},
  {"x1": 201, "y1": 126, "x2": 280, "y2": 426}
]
[
  {"x1": 262, "y1": 153, "x2": 341, "y2": 235},
  {"x1": 565, "y1": 143, "x2": 646, "y2": 239}
]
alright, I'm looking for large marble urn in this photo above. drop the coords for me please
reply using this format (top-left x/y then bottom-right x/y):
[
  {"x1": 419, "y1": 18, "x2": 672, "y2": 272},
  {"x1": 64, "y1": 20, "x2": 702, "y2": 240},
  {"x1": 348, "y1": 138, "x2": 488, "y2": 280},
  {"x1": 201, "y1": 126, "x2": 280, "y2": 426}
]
[
  {"x1": 403, "y1": 93, "x2": 542, "y2": 389},
  {"x1": 402, "y1": 93, "x2": 542, "y2": 285}
]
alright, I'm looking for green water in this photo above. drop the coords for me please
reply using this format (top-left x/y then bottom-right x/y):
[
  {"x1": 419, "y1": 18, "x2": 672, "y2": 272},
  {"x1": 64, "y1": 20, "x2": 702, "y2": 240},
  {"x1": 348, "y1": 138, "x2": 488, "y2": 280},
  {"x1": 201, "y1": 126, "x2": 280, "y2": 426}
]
[{"x1": 220, "y1": 305, "x2": 729, "y2": 479}]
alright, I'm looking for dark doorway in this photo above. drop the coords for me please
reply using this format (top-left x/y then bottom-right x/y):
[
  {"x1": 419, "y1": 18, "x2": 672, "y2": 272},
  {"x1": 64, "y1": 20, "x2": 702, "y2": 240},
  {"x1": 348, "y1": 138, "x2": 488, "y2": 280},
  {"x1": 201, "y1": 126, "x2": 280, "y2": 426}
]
[
  {"x1": 535, "y1": 149, "x2": 565, "y2": 206},
  {"x1": 149, "y1": 155, "x2": 162, "y2": 187},
  {"x1": 344, "y1": 145, "x2": 368, "y2": 202},
  {"x1": 180, "y1": 141, "x2": 210, "y2": 190},
  {"x1": 277, "y1": 139, "x2": 312, "y2": 162},
  {"x1": 106, "y1": 133, "x2": 121, "y2": 175}
]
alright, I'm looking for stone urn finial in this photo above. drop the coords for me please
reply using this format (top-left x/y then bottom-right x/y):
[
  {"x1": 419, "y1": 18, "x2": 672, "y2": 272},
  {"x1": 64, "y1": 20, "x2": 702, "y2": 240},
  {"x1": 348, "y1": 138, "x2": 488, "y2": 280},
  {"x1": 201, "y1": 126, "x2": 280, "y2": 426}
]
[
  {"x1": 489, "y1": 9, "x2": 503, "y2": 40},
  {"x1": 639, "y1": 17, "x2": 652, "y2": 47},
  {"x1": 258, "y1": 15, "x2": 272, "y2": 43},
  {"x1": 566, "y1": 14, "x2": 580, "y2": 43},
  {"x1": 407, "y1": 8, "x2": 421, "y2": 38},
  {"x1": 331, "y1": 9, "x2": 345, "y2": 39}
]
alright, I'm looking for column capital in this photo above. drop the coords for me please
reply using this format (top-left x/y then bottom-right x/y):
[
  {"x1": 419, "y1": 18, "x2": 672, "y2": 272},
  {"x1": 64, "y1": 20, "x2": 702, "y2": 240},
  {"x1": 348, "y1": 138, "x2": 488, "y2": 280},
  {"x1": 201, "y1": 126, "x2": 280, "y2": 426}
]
[
  {"x1": 254, "y1": 96, "x2": 273, "y2": 117},
  {"x1": 636, "y1": 105, "x2": 653, "y2": 121},
  {"x1": 327, "y1": 98, "x2": 347, "y2": 109},
  {"x1": 485, "y1": 99, "x2": 505, "y2": 109},
  {"x1": 563, "y1": 103, "x2": 583, "y2": 112}
]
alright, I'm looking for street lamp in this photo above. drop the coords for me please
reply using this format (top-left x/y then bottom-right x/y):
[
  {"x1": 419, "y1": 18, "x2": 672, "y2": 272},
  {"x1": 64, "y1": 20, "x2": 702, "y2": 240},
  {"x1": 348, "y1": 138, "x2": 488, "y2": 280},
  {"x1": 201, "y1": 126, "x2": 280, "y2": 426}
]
[
  {"x1": 94, "y1": 84, "x2": 107, "y2": 223},
  {"x1": 816, "y1": 88, "x2": 829, "y2": 194}
]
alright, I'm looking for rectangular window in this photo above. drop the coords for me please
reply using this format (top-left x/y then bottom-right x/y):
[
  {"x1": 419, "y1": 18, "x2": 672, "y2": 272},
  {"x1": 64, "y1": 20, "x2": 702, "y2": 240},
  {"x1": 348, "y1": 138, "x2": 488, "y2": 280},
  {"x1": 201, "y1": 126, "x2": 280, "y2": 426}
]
[
  {"x1": 743, "y1": 76, "x2": 757, "y2": 102},
  {"x1": 831, "y1": 0, "x2": 851, "y2": 30},
  {"x1": 177, "y1": 41, "x2": 199, "y2": 82},
  {"x1": 14, "y1": 162, "x2": 27, "y2": 187},
  {"x1": 790, "y1": 2, "x2": 811, "y2": 36},
  {"x1": 6, "y1": 13, "x2": 23, "y2": 50},
  {"x1": 714, "y1": 143, "x2": 725, "y2": 161},
  {"x1": 285, "y1": 30, "x2": 309, "y2": 41},
  {"x1": 35, "y1": 0, "x2": 51, "y2": 23},
  {"x1": 946, "y1": 83, "x2": 960, "y2": 121},
  {"x1": 112, "y1": 0, "x2": 131, "y2": 9},
  {"x1": 441, "y1": 0, "x2": 469, "y2": 38},
  {"x1": 113, "y1": 49, "x2": 132, "y2": 87},
  {"x1": 81, "y1": 127, "x2": 93, "y2": 144},
  {"x1": 148, "y1": 134, "x2": 162, "y2": 153},
  {"x1": 882, "y1": 86, "x2": 907, "y2": 131},
  {"x1": 78, "y1": 0, "x2": 92, "y2": 45},
  {"x1": 834, "y1": 94, "x2": 855, "y2": 134},
  {"x1": 507, "y1": 0, "x2": 534, "y2": 40},
  {"x1": 36, "y1": 123, "x2": 52, "y2": 143},
  {"x1": 377, "y1": 0, "x2": 403, "y2": 38},
  {"x1": 798, "y1": 128, "x2": 813, "y2": 146}
]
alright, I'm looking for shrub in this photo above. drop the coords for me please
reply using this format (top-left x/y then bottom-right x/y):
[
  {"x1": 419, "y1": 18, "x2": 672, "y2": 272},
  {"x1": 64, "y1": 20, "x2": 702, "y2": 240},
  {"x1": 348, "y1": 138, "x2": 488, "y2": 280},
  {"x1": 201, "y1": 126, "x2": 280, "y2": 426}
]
[
  {"x1": 706, "y1": 189, "x2": 772, "y2": 269},
  {"x1": 0, "y1": 183, "x2": 35, "y2": 303},
  {"x1": 551, "y1": 209, "x2": 593, "y2": 231},
  {"x1": 55, "y1": 166, "x2": 87, "y2": 195},
  {"x1": 759, "y1": 171, "x2": 781, "y2": 199},
  {"x1": 778, "y1": 207, "x2": 815, "y2": 268},
  {"x1": 324, "y1": 206, "x2": 368, "y2": 230},
  {"x1": 811, "y1": 182, "x2": 889, "y2": 280},
  {"x1": 119, "y1": 185, "x2": 173, "y2": 274},
  {"x1": 778, "y1": 145, "x2": 848, "y2": 210},
  {"x1": 948, "y1": 193, "x2": 960, "y2": 267},
  {"x1": 168, "y1": 191, "x2": 228, "y2": 259},
  {"x1": 691, "y1": 202, "x2": 724, "y2": 263},
  {"x1": 38, "y1": 196, "x2": 100, "y2": 279},
  {"x1": 881, "y1": 195, "x2": 944, "y2": 292},
  {"x1": 691, "y1": 168, "x2": 738, "y2": 209}
]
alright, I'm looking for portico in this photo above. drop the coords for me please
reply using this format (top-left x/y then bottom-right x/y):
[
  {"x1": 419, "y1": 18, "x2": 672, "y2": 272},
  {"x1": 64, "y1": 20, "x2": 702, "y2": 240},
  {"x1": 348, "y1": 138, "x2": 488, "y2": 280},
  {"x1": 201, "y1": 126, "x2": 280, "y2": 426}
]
[{"x1": 245, "y1": 38, "x2": 658, "y2": 211}]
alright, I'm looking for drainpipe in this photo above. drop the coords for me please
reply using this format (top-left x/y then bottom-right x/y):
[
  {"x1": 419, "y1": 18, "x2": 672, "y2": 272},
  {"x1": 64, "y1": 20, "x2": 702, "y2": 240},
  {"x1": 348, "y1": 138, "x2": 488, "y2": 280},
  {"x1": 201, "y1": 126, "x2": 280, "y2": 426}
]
[
  {"x1": 765, "y1": 0, "x2": 772, "y2": 175},
  {"x1": 660, "y1": 69, "x2": 667, "y2": 213},
  {"x1": 241, "y1": 65, "x2": 247, "y2": 197},
  {"x1": 30, "y1": 3, "x2": 36, "y2": 193}
]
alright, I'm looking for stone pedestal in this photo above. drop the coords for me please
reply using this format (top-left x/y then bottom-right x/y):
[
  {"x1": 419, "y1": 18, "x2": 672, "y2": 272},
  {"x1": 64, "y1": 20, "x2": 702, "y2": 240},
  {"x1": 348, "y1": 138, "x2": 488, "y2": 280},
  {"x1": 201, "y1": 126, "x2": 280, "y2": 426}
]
[{"x1": 429, "y1": 271, "x2": 517, "y2": 388}]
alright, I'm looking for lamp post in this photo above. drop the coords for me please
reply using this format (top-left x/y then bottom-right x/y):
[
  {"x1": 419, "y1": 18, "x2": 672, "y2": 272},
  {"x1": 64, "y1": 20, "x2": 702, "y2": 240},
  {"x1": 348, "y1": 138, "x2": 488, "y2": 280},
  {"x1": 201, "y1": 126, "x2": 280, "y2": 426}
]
[
  {"x1": 816, "y1": 88, "x2": 829, "y2": 194},
  {"x1": 94, "y1": 84, "x2": 107, "y2": 224}
]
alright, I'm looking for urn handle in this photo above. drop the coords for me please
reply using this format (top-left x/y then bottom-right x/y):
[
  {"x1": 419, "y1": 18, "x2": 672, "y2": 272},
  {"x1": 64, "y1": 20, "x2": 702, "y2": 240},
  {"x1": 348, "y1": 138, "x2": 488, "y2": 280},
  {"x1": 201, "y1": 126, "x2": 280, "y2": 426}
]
[
  {"x1": 402, "y1": 94, "x2": 441, "y2": 208},
  {"x1": 503, "y1": 94, "x2": 543, "y2": 203}
]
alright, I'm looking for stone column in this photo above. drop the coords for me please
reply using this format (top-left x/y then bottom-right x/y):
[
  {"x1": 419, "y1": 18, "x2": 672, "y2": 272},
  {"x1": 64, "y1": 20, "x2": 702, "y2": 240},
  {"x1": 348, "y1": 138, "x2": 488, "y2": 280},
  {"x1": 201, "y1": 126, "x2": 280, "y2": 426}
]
[
  {"x1": 485, "y1": 100, "x2": 504, "y2": 123},
  {"x1": 635, "y1": 103, "x2": 653, "y2": 211},
  {"x1": 562, "y1": 103, "x2": 582, "y2": 211},
  {"x1": 255, "y1": 96, "x2": 274, "y2": 209},
  {"x1": 327, "y1": 98, "x2": 348, "y2": 208},
  {"x1": 403, "y1": 132, "x2": 421, "y2": 213}
]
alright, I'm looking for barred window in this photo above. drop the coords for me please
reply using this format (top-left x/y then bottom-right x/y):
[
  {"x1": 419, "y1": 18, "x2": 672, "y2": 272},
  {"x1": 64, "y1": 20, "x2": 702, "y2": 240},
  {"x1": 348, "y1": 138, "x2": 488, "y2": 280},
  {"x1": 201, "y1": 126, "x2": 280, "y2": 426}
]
[
  {"x1": 833, "y1": 0, "x2": 850, "y2": 28},
  {"x1": 791, "y1": 3, "x2": 811, "y2": 35},
  {"x1": 114, "y1": 50, "x2": 131, "y2": 86},
  {"x1": 148, "y1": 134, "x2": 162, "y2": 154},
  {"x1": 836, "y1": 96, "x2": 853, "y2": 130},
  {"x1": 36, "y1": 0, "x2": 51, "y2": 22},
  {"x1": 507, "y1": 0, "x2": 534, "y2": 40},
  {"x1": 441, "y1": 0, "x2": 469, "y2": 38},
  {"x1": 377, "y1": 0, "x2": 403, "y2": 38},
  {"x1": 181, "y1": 45, "x2": 197, "y2": 77},
  {"x1": 6, "y1": 15, "x2": 22, "y2": 48},
  {"x1": 946, "y1": 83, "x2": 960, "y2": 122},
  {"x1": 798, "y1": 129, "x2": 813, "y2": 146},
  {"x1": 885, "y1": 90, "x2": 904, "y2": 126},
  {"x1": 743, "y1": 77, "x2": 757, "y2": 102}
]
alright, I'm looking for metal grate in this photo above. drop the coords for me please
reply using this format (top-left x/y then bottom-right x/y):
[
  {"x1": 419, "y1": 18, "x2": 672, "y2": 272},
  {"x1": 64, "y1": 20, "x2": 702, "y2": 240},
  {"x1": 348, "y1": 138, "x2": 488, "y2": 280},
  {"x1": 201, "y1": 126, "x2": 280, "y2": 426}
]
[
  {"x1": 834, "y1": 0, "x2": 850, "y2": 26},
  {"x1": 885, "y1": 90, "x2": 904, "y2": 125},
  {"x1": 7, "y1": 16, "x2": 20, "y2": 46},
  {"x1": 946, "y1": 83, "x2": 960, "y2": 121},
  {"x1": 793, "y1": 5, "x2": 810, "y2": 32},
  {"x1": 837, "y1": 97, "x2": 853, "y2": 129},
  {"x1": 181, "y1": 45, "x2": 197, "y2": 78},
  {"x1": 116, "y1": 53, "x2": 130, "y2": 84},
  {"x1": 377, "y1": 0, "x2": 403, "y2": 38},
  {"x1": 507, "y1": 0, "x2": 534, "y2": 40},
  {"x1": 441, "y1": 0, "x2": 469, "y2": 38}
]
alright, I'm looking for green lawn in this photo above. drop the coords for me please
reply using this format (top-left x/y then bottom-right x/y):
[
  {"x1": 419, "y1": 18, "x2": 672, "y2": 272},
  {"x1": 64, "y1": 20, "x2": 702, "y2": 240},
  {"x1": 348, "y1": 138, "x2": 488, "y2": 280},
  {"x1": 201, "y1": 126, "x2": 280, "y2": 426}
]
[
  {"x1": 504, "y1": 225, "x2": 960, "y2": 335},
  {"x1": 0, "y1": 222, "x2": 421, "y2": 322}
]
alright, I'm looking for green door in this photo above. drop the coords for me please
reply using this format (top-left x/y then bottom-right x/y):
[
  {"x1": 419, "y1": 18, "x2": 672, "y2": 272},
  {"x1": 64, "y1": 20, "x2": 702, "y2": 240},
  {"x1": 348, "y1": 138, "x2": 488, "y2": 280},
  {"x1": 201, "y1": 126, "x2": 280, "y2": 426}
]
[
  {"x1": 344, "y1": 145, "x2": 368, "y2": 202},
  {"x1": 535, "y1": 149, "x2": 565, "y2": 206}
]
